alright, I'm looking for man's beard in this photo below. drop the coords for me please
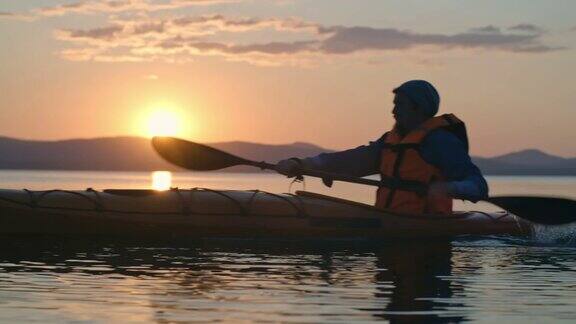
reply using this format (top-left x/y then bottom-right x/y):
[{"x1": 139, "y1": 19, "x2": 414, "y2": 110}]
[{"x1": 394, "y1": 122, "x2": 409, "y2": 137}]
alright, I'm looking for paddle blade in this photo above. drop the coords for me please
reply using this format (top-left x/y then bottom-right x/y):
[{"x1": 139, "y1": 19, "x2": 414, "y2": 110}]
[
  {"x1": 486, "y1": 196, "x2": 576, "y2": 225},
  {"x1": 152, "y1": 137, "x2": 249, "y2": 171}
]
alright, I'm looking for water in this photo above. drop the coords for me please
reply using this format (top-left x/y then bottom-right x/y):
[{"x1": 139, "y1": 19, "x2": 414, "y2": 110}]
[{"x1": 0, "y1": 171, "x2": 575, "y2": 323}]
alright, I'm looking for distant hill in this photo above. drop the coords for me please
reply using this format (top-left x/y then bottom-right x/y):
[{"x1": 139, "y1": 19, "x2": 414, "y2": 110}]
[
  {"x1": 0, "y1": 136, "x2": 332, "y2": 172},
  {"x1": 0, "y1": 136, "x2": 574, "y2": 175},
  {"x1": 474, "y1": 149, "x2": 576, "y2": 175},
  {"x1": 0, "y1": 136, "x2": 171, "y2": 171}
]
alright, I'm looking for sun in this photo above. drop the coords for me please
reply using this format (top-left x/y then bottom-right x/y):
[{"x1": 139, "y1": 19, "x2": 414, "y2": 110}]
[
  {"x1": 146, "y1": 109, "x2": 181, "y2": 137},
  {"x1": 135, "y1": 102, "x2": 195, "y2": 138}
]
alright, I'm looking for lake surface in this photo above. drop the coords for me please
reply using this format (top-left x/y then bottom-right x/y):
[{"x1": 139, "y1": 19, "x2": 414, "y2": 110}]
[{"x1": 1, "y1": 171, "x2": 575, "y2": 323}]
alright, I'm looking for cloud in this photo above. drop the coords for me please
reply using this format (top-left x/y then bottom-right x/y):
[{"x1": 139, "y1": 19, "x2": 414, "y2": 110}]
[
  {"x1": 56, "y1": 15, "x2": 322, "y2": 45},
  {"x1": 170, "y1": 15, "x2": 325, "y2": 34},
  {"x1": 188, "y1": 40, "x2": 318, "y2": 55},
  {"x1": 45, "y1": 12, "x2": 564, "y2": 66},
  {"x1": 470, "y1": 25, "x2": 501, "y2": 34},
  {"x1": 10, "y1": 1, "x2": 560, "y2": 66},
  {"x1": 37, "y1": 1, "x2": 139, "y2": 17},
  {"x1": 51, "y1": 15, "x2": 327, "y2": 65},
  {"x1": 36, "y1": 0, "x2": 243, "y2": 17},
  {"x1": 508, "y1": 24, "x2": 545, "y2": 34},
  {"x1": 319, "y1": 26, "x2": 558, "y2": 54},
  {"x1": 62, "y1": 25, "x2": 125, "y2": 41},
  {"x1": 3, "y1": 0, "x2": 243, "y2": 21}
]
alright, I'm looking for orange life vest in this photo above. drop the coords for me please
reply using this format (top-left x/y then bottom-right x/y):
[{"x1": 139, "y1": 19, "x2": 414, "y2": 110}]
[{"x1": 376, "y1": 114, "x2": 468, "y2": 214}]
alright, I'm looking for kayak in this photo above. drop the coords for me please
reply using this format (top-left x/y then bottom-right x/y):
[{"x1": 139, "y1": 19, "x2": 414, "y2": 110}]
[{"x1": 0, "y1": 188, "x2": 531, "y2": 239}]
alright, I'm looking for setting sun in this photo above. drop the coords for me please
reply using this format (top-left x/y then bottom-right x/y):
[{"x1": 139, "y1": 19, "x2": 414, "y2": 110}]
[
  {"x1": 147, "y1": 110, "x2": 180, "y2": 137},
  {"x1": 136, "y1": 103, "x2": 194, "y2": 138}
]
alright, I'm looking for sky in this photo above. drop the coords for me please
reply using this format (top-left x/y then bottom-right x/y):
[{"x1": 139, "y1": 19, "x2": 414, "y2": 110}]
[{"x1": 0, "y1": 0, "x2": 575, "y2": 157}]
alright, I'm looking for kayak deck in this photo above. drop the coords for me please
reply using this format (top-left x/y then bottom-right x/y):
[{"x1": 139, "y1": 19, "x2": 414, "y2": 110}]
[{"x1": 0, "y1": 188, "x2": 531, "y2": 239}]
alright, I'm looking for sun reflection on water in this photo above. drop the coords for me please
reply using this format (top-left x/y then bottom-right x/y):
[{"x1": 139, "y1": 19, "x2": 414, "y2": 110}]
[{"x1": 151, "y1": 171, "x2": 172, "y2": 191}]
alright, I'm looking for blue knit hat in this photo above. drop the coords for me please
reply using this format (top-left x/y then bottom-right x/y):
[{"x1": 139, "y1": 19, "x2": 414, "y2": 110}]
[{"x1": 393, "y1": 80, "x2": 440, "y2": 117}]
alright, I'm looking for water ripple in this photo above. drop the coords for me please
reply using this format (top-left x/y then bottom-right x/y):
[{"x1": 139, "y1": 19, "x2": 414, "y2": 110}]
[{"x1": 1, "y1": 237, "x2": 576, "y2": 322}]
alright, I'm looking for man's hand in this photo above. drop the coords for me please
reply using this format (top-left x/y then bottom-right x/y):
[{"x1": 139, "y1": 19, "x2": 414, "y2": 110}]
[
  {"x1": 428, "y1": 182, "x2": 452, "y2": 199},
  {"x1": 275, "y1": 158, "x2": 303, "y2": 178}
]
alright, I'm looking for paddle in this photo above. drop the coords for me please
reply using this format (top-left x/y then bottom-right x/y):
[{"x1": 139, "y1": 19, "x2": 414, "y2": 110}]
[
  {"x1": 152, "y1": 136, "x2": 576, "y2": 225},
  {"x1": 152, "y1": 136, "x2": 388, "y2": 188}
]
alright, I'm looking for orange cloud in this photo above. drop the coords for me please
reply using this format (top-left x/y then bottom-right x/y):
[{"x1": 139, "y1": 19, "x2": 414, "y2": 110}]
[
  {"x1": 52, "y1": 12, "x2": 562, "y2": 66},
  {"x1": 7, "y1": 1, "x2": 563, "y2": 66},
  {"x1": 36, "y1": 0, "x2": 244, "y2": 17}
]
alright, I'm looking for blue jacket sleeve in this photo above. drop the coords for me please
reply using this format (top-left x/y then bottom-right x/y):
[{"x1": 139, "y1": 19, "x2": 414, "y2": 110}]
[
  {"x1": 420, "y1": 130, "x2": 489, "y2": 202},
  {"x1": 302, "y1": 136, "x2": 385, "y2": 177}
]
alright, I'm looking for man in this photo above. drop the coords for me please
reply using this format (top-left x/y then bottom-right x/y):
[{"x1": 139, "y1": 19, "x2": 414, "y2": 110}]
[{"x1": 275, "y1": 80, "x2": 488, "y2": 214}]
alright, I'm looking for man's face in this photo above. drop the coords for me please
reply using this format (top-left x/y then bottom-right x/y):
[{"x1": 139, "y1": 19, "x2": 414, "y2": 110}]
[{"x1": 392, "y1": 92, "x2": 426, "y2": 132}]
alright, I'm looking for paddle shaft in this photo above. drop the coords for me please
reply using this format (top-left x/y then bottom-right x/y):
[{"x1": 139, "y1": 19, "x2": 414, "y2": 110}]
[{"x1": 247, "y1": 160, "x2": 385, "y2": 187}]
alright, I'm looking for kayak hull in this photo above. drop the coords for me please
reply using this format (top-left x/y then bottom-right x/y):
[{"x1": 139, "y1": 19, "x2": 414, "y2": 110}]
[{"x1": 0, "y1": 189, "x2": 531, "y2": 240}]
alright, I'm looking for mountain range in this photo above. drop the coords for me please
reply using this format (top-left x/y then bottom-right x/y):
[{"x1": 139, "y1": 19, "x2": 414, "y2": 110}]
[{"x1": 0, "y1": 136, "x2": 574, "y2": 175}]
